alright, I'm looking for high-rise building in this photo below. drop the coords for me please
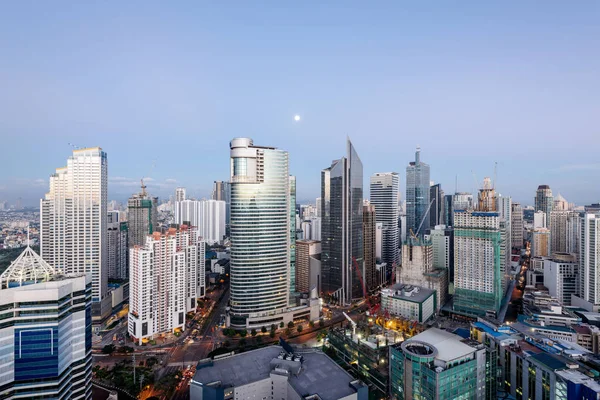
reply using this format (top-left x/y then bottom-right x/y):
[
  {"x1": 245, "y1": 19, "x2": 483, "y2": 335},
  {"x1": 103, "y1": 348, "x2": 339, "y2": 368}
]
[
  {"x1": 550, "y1": 210, "x2": 571, "y2": 255},
  {"x1": 370, "y1": 172, "x2": 399, "y2": 267},
  {"x1": 363, "y1": 203, "x2": 377, "y2": 292},
  {"x1": 453, "y1": 210, "x2": 502, "y2": 317},
  {"x1": 429, "y1": 225, "x2": 453, "y2": 293},
  {"x1": 579, "y1": 213, "x2": 600, "y2": 306},
  {"x1": 478, "y1": 177, "x2": 496, "y2": 212},
  {"x1": 532, "y1": 228, "x2": 551, "y2": 257},
  {"x1": 497, "y1": 195, "x2": 512, "y2": 289},
  {"x1": 535, "y1": 185, "x2": 554, "y2": 228},
  {"x1": 40, "y1": 147, "x2": 108, "y2": 315},
  {"x1": 175, "y1": 199, "x2": 226, "y2": 244},
  {"x1": 405, "y1": 147, "x2": 430, "y2": 237},
  {"x1": 566, "y1": 211, "x2": 582, "y2": 254},
  {"x1": 127, "y1": 184, "x2": 158, "y2": 247},
  {"x1": 295, "y1": 240, "x2": 321, "y2": 294},
  {"x1": 511, "y1": 202, "x2": 524, "y2": 248},
  {"x1": 175, "y1": 187, "x2": 187, "y2": 202},
  {"x1": 0, "y1": 246, "x2": 92, "y2": 400},
  {"x1": 429, "y1": 183, "x2": 444, "y2": 230},
  {"x1": 443, "y1": 194, "x2": 454, "y2": 227},
  {"x1": 453, "y1": 192, "x2": 474, "y2": 211},
  {"x1": 128, "y1": 226, "x2": 200, "y2": 345},
  {"x1": 289, "y1": 175, "x2": 297, "y2": 294},
  {"x1": 554, "y1": 193, "x2": 569, "y2": 211},
  {"x1": 228, "y1": 138, "x2": 291, "y2": 327},
  {"x1": 533, "y1": 210, "x2": 547, "y2": 229},
  {"x1": 212, "y1": 180, "x2": 231, "y2": 233},
  {"x1": 544, "y1": 258, "x2": 579, "y2": 306},
  {"x1": 107, "y1": 211, "x2": 128, "y2": 280},
  {"x1": 321, "y1": 139, "x2": 363, "y2": 304},
  {"x1": 390, "y1": 328, "x2": 487, "y2": 400}
]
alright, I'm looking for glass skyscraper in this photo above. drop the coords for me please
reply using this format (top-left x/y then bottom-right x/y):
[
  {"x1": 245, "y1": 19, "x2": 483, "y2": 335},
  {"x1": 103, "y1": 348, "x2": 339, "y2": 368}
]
[
  {"x1": 370, "y1": 172, "x2": 400, "y2": 267},
  {"x1": 321, "y1": 139, "x2": 363, "y2": 304},
  {"x1": 535, "y1": 184, "x2": 554, "y2": 228},
  {"x1": 228, "y1": 138, "x2": 290, "y2": 328},
  {"x1": 406, "y1": 147, "x2": 430, "y2": 238}
]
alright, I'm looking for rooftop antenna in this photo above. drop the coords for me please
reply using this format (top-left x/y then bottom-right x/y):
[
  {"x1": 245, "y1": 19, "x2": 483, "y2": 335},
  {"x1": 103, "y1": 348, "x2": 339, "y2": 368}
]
[{"x1": 493, "y1": 161, "x2": 498, "y2": 190}]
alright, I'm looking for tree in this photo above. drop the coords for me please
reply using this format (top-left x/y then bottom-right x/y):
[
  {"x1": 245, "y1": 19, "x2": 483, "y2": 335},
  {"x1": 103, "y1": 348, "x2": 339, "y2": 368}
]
[
  {"x1": 279, "y1": 322, "x2": 285, "y2": 328},
  {"x1": 269, "y1": 330, "x2": 276, "y2": 338},
  {"x1": 271, "y1": 324, "x2": 277, "y2": 331},
  {"x1": 309, "y1": 321, "x2": 315, "y2": 328},
  {"x1": 288, "y1": 321, "x2": 294, "y2": 329},
  {"x1": 239, "y1": 329, "x2": 247, "y2": 338},
  {"x1": 102, "y1": 344, "x2": 116, "y2": 354},
  {"x1": 319, "y1": 319, "x2": 325, "y2": 328},
  {"x1": 119, "y1": 346, "x2": 134, "y2": 353},
  {"x1": 297, "y1": 324, "x2": 303, "y2": 333},
  {"x1": 261, "y1": 326, "x2": 268, "y2": 334}
]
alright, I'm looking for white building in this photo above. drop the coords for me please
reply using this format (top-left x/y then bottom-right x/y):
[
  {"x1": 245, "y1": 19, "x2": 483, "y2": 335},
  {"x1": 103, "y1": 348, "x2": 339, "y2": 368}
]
[
  {"x1": 534, "y1": 211, "x2": 547, "y2": 229},
  {"x1": 40, "y1": 147, "x2": 109, "y2": 319},
  {"x1": 370, "y1": 172, "x2": 400, "y2": 266},
  {"x1": 175, "y1": 199, "x2": 226, "y2": 244},
  {"x1": 128, "y1": 225, "x2": 203, "y2": 344},
  {"x1": 543, "y1": 258, "x2": 579, "y2": 306},
  {"x1": 429, "y1": 225, "x2": 452, "y2": 270},
  {"x1": 0, "y1": 246, "x2": 92, "y2": 400},
  {"x1": 175, "y1": 187, "x2": 187, "y2": 202},
  {"x1": 550, "y1": 210, "x2": 581, "y2": 255},
  {"x1": 579, "y1": 213, "x2": 600, "y2": 306},
  {"x1": 381, "y1": 283, "x2": 436, "y2": 323}
]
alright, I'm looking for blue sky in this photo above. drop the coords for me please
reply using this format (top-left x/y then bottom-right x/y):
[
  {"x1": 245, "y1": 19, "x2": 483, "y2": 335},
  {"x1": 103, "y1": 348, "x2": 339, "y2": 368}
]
[{"x1": 1, "y1": 1, "x2": 598, "y2": 207}]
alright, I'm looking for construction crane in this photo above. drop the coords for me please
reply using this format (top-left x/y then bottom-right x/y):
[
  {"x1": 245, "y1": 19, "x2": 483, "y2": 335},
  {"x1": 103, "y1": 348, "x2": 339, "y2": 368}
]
[
  {"x1": 410, "y1": 197, "x2": 436, "y2": 240},
  {"x1": 343, "y1": 312, "x2": 357, "y2": 336},
  {"x1": 351, "y1": 256, "x2": 366, "y2": 300}
]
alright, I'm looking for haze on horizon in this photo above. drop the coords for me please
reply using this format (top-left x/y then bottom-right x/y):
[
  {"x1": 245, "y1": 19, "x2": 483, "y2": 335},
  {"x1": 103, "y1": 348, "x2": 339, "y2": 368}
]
[{"x1": 1, "y1": 2, "x2": 598, "y2": 207}]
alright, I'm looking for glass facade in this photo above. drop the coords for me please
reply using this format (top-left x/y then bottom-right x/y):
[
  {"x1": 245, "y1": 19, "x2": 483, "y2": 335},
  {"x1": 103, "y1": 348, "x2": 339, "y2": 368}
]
[
  {"x1": 289, "y1": 176, "x2": 296, "y2": 294},
  {"x1": 229, "y1": 139, "x2": 290, "y2": 327},
  {"x1": 406, "y1": 148, "x2": 431, "y2": 238},
  {"x1": 370, "y1": 172, "x2": 400, "y2": 267}
]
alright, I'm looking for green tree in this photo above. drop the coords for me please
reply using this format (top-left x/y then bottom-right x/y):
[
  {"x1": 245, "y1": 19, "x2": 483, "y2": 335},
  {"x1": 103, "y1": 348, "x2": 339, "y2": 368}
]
[
  {"x1": 269, "y1": 330, "x2": 276, "y2": 338},
  {"x1": 279, "y1": 322, "x2": 285, "y2": 328},
  {"x1": 309, "y1": 321, "x2": 315, "y2": 328},
  {"x1": 319, "y1": 319, "x2": 325, "y2": 328},
  {"x1": 251, "y1": 328, "x2": 257, "y2": 337},
  {"x1": 102, "y1": 344, "x2": 116, "y2": 354},
  {"x1": 271, "y1": 324, "x2": 277, "y2": 331},
  {"x1": 288, "y1": 321, "x2": 294, "y2": 329},
  {"x1": 239, "y1": 329, "x2": 247, "y2": 337},
  {"x1": 297, "y1": 324, "x2": 303, "y2": 333},
  {"x1": 261, "y1": 326, "x2": 268, "y2": 334}
]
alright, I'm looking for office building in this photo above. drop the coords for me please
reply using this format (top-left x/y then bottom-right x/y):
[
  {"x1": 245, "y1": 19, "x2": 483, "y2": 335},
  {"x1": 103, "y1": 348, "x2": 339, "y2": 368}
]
[
  {"x1": 128, "y1": 225, "x2": 200, "y2": 345},
  {"x1": 544, "y1": 258, "x2": 579, "y2": 306},
  {"x1": 40, "y1": 147, "x2": 108, "y2": 318},
  {"x1": 453, "y1": 192, "x2": 474, "y2": 211},
  {"x1": 429, "y1": 183, "x2": 444, "y2": 231},
  {"x1": 453, "y1": 210, "x2": 502, "y2": 317},
  {"x1": 405, "y1": 147, "x2": 430, "y2": 237},
  {"x1": 212, "y1": 180, "x2": 231, "y2": 232},
  {"x1": 497, "y1": 194, "x2": 512, "y2": 287},
  {"x1": 363, "y1": 203, "x2": 377, "y2": 292},
  {"x1": 511, "y1": 202, "x2": 524, "y2": 248},
  {"x1": 0, "y1": 246, "x2": 92, "y2": 400},
  {"x1": 175, "y1": 199, "x2": 226, "y2": 244},
  {"x1": 532, "y1": 228, "x2": 551, "y2": 257},
  {"x1": 535, "y1": 184, "x2": 554, "y2": 228},
  {"x1": 442, "y1": 194, "x2": 454, "y2": 227},
  {"x1": 289, "y1": 175, "x2": 297, "y2": 294},
  {"x1": 550, "y1": 210, "x2": 581, "y2": 256},
  {"x1": 390, "y1": 328, "x2": 487, "y2": 400},
  {"x1": 127, "y1": 184, "x2": 158, "y2": 247},
  {"x1": 228, "y1": 138, "x2": 291, "y2": 327},
  {"x1": 579, "y1": 213, "x2": 600, "y2": 307},
  {"x1": 567, "y1": 211, "x2": 582, "y2": 254},
  {"x1": 381, "y1": 284, "x2": 436, "y2": 323},
  {"x1": 429, "y1": 225, "x2": 453, "y2": 292},
  {"x1": 295, "y1": 240, "x2": 321, "y2": 294},
  {"x1": 190, "y1": 346, "x2": 368, "y2": 400},
  {"x1": 370, "y1": 172, "x2": 400, "y2": 267},
  {"x1": 175, "y1": 187, "x2": 186, "y2": 202},
  {"x1": 321, "y1": 138, "x2": 363, "y2": 304},
  {"x1": 534, "y1": 210, "x2": 547, "y2": 229},
  {"x1": 107, "y1": 211, "x2": 128, "y2": 280}
]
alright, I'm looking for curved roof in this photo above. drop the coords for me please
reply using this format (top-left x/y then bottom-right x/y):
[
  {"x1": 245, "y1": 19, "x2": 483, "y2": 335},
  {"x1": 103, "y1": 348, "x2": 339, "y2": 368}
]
[{"x1": 0, "y1": 246, "x2": 56, "y2": 289}]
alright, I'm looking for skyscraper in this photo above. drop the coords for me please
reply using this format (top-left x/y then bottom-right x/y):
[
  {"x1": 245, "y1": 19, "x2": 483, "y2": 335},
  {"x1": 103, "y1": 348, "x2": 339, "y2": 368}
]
[
  {"x1": 363, "y1": 203, "x2": 377, "y2": 292},
  {"x1": 289, "y1": 175, "x2": 297, "y2": 294},
  {"x1": 127, "y1": 184, "x2": 158, "y2": 247},
  {"x1": 406, "y1": 147, "x2": 430, "y2": 237},
  {"x1": 497, "y1": 194, "x2": 512, "y2": 289},
  {"x1": 370, "y1": 172, "x2": 400, "y2": 267},
  {"x1": 107, "y1": 210, "x2": 128, "y2": 280},
  {"x1": 40, "y1": 147, "x2": 108, "y2": 315},
  {"x1": 579, "y1": 213, "x2": 600, "y2": 306},
  {"x1": 0, "y1": 246, "x2": 92, "y2": 399},
  {"x1": 321, "y1": 139, "x2": 363, "y2": 304},
  {"x1": 535, "y1": 185, "x2": 554, "y2": 228},
  {"x1": 128, "y1": 225, "x2": 200, "y2": 345},
  {"x1": 212, "y1": 180, "x2": 231, "y2": 233},
  {"x1": 478, "y1": 177, "x2": 496, "y2": 212},
  {"x1": 511, "y1": 203, "x2": 524, "y2": 248},
  {"x1": 429, "y1": 183, "x2": 444, "y2": 230},
  {"x1": 228, "y1": 138, "x2": 291, "y2": 328},
  {"x1": 175, "y1": 187, "x2": 187, "y2": 202},
  {"x1": 295, "y1": 240, "x2": 321, "y2": 294},
  {"x1": 174, "y1": 199, "x2": 226, "y2": 244}
]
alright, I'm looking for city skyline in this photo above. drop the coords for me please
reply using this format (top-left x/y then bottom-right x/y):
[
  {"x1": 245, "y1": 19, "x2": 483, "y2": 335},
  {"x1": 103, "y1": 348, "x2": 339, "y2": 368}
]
[{"x1": 1, "y1": 2, "x2": 599, "y2": 206}]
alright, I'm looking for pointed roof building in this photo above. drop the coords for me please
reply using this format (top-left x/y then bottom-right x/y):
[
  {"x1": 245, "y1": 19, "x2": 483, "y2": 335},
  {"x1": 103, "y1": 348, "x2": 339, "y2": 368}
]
[{"x1": 0, "y1": 246, "x2": 56, "y2": 289}]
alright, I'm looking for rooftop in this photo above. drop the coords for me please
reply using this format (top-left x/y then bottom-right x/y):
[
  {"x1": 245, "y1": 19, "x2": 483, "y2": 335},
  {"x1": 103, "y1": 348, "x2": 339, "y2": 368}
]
[
  {"x1": 407, "y1": 328, "x2": 476, "y2": 362},
  {"x1": 0, "y1": 246, "x2": 55, "y2": 289},
  {"x1": 382, "y1": 283, "x2": 435, "y2": 304},
  {"x1": 191, "y1": 346, "x2": 361, "y2": 400}
]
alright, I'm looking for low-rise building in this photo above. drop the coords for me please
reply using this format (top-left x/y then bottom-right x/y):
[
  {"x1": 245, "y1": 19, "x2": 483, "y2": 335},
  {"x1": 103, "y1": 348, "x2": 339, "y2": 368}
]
[
  {"x1": 190, "y1": 346, "x2": 368, "y2": 400},
  {"x1": 381, "y1": 284, "x2": 436, "y2": 323}
]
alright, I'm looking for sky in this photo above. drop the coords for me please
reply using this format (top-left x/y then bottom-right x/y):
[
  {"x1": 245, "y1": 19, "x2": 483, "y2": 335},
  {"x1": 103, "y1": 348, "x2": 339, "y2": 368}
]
[{"x1": 1, "y1": 1, "x2": 599, "y2": 207}]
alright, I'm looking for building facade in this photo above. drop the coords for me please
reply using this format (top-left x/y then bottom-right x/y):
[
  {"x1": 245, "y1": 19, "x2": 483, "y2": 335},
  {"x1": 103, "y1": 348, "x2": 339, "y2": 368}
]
[
  {"x1": 127, "y1": 185, "x2": 158, "y2": 247},
  {"x1": 580, "y1": 213, "x2": 600, "y2": 306},
  {"x1": 535, "y1": 185, "x2": 554, "y2": 228},
  {"x1": 429, "y1": 225, "x2": 453, "y2": 292},
  {"x1": 532, "y1": 228, "x2": 551, "y2": 257},
  {"x1": 175, "y1": 187, "x2": 186, "y2": 202},
  {"x1": 370, "y1": 172, "x2": 400, "y2": 267},
  {"x1": 295, "y1": 240, "x2": 321, "y2": 294},
  {"x1": 544, "y1": 258, "x2": 579, "y2": 306},
  {"x1": 174, "y1": 199, "x2": 226, "y2": 244},
  {"x1": 363, "y1": 203, "x2": 377, "y2": 292},
  {"x1": 429, "y1": 183, "x2": 444, "y2": 231},
  {"x1": 453, "y1": 210, "x2": 502, "y2": 317},
  {"x1": 511, "y1": 202, "x2": 524, "y2": 248},
  {"x1": 40, "y1": 147, "x2": 108, "y2": 315},
  {"x1": 228, "y1": 138, "x2": 291, "y2": 328},
  {"x1": 321, "y1": 139, "x2": 364, "y2": 304},
  {"x1": 0, "y1": 246, "x2": 92, "y2": 400},
  {"x1": 128, "y1": 226, "x2": 200, "y2": 344},
  {"x1": 381, "y1": 284, "x2": 436, "y2": 323},
  {"x1": 405, "y1": 147, "x2": 430, "y2": 237},
  {"x1": 107, "y1": 211, "x2": 128, "y2": 280}
]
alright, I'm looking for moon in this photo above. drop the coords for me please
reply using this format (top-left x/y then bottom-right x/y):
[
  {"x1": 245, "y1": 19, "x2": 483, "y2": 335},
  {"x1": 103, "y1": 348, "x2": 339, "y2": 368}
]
[{"x1": 294, "y1": 115, "x2": 301, "y2": 122}]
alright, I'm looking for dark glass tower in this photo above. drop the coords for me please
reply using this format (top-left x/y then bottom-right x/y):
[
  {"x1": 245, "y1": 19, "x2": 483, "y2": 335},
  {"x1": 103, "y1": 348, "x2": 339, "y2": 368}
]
[{"x1": 406, "y1": 147, "x2": 430, "y2": 238}]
